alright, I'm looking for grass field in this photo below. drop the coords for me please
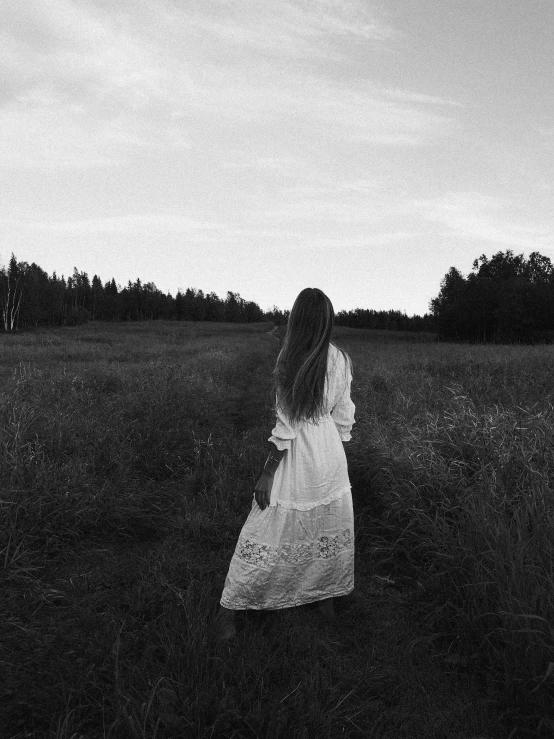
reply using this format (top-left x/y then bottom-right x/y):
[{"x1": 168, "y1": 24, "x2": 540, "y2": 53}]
[{"x1": 1, "y1": 321, "x2": 553, "y2": 738}]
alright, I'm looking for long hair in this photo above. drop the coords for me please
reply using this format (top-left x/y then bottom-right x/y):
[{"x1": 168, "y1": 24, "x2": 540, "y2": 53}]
[{"x1": 273, "y1": 288, "x2": 350, "y2": 424}]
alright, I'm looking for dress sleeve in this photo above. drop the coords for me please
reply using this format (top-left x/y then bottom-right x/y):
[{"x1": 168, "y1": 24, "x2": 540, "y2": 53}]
[
  {"x1": 268, "y1": 400, "x2": 297, "y2": 450},
  {"x1": 330, "y1": 356, "x2": 356, "y2": 441}
]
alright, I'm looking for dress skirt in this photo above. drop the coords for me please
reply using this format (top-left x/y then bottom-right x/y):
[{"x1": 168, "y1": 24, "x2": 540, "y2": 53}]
[{"x1": 220, "y1": 491, "x2": 354, "y2": 610}]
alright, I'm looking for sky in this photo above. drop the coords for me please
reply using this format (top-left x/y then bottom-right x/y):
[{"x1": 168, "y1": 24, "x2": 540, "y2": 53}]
[{"x1": 1, "y1": 0, "x2": 553, "y2": 316}]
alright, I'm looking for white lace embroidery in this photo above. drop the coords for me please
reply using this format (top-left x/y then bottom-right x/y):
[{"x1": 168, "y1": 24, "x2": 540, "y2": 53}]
[
  {"x1": 270, "y1": 486, "x2": 350, "y2": 511},
  {"x1": 236, "y1": 529, "x2": 353, "y2": 568}
]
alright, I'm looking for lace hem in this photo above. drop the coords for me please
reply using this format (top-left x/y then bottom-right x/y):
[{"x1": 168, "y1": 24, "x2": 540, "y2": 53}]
[
  {"x1": 269, "y1": 486, "x2": 350, "y2": 511},
  {"x1": 235, "y1": 528, "x2": 353, "y2": 568},
  {"x1": 221, "y1": 585, "x2": 354, "y2": 611}
]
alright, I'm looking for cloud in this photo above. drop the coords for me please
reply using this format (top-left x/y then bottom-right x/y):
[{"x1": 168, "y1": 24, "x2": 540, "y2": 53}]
[
  {"x1": 533, "y1": 124, "x2": 554, "y2": 137},
  {"x1": 1, "y1": 213, "x2": 227, "y2": 235},
  {"x1": 221, "y1": 155, "x2": 310, "y2": 175},
  {"x1": 0, "y1": 0, "x2": 458, "y2": 170},
  {"x1": 415, "y1": 192, "x2": 552, "y2": 251},
  {"x1": 257, "y1": 195, "x2": 407, "y2": 226},
  {"x1": 182, "y1": 0, "x2": 397, "y2": 60},
  {"x1": 0, "y1": 0, "x2": 192, "y2": 167},
  {"x1": 188, "y1": 69, "x2": 455, "y2": 150},
  {"x1": 192, "y1": 225, "x2": 417, "y2": 252},
  {"x1": 0, "y1": 100, "x2": 190, "y2": 168},
  {"x1": 383, "y1": 88, "x2": 464, "y2": 107},
  {"x1": 304, "y1": 83, "x2": 454, "y2": 145},
  {"x1": 172, "y1": 2, "x2": 455, "y2": 147},
  {"x1": 1, "y1": 0, "x2": 170, "y2": 105}
]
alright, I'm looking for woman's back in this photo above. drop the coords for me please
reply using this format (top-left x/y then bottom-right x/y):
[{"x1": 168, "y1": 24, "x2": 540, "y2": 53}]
[
  {"x1": 268, "y1": 342, "x2": 355, "y2": 510},
  {"x1": 321, "y1": 343, "x2": 353, "y2": 418}
]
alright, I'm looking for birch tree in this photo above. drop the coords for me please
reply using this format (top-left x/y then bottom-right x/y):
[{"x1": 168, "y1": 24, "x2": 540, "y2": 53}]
[{"x1": 0, "y1": 254, "x2": 28, "y2": 332}]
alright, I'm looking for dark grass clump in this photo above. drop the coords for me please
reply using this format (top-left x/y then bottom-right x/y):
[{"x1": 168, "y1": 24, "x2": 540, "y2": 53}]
[{"x1": 342, "y1": 338, "x2": 554, "y2": 737}]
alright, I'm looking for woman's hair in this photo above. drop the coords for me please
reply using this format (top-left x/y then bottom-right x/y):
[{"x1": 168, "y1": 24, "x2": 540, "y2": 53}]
[{"x1": 273, "y1": 287, "x2": 351, "y2": 424}]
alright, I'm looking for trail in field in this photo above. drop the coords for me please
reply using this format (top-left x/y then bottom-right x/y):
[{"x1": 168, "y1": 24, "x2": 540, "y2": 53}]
[
  {"x1": 224, "y1": 341, "x2": 275, "y2": 434},
  {"x1": 220, "y1": 335, "x2": 495, "y2": 738}
]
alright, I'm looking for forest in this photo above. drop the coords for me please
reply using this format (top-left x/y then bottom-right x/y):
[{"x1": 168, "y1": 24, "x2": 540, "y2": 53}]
[
  {"x1": 430, "y1": 250, "x2": 554, "y2": 342},
  {"x1": 336, "y1": 307, "x2": 434, "y2": 332},
  {"x1": 0, "y1": 253, "x2": 429, "y2": 333},
  {"x1": 0, "y1": 254, "x2": 270, "y2": 330},
  {"x1": 4, "y1": 249, "x2": 554, "y2": 341}
]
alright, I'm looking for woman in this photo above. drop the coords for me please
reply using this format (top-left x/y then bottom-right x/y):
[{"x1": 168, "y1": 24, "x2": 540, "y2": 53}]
[{"x1": 215, "y1": 288, "x2": 355, "y2": 640}]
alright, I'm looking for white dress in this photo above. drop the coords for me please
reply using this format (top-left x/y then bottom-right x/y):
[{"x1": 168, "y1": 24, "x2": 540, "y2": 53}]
[{"x1": 220, "y1": 343, "x2": 356, "y2": 610}]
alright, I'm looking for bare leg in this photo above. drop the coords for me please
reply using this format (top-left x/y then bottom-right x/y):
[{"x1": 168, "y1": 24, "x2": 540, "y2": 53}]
[
  {"x1": 213, "y1": 605, "x2": 237, "y2": 641},
  {"x1": 316, "y1": 597, "x2": 335, "y2": 620}
]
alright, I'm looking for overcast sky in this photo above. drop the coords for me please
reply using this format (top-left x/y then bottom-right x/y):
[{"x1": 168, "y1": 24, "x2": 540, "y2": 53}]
[{"x1": 1, "y1": 0, "x2": 553, "y2": 315}]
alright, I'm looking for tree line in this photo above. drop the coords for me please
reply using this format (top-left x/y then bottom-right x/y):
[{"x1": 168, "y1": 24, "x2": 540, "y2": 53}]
[
  {"x1": 431, "y1": 250, "x2": 554, "y2": 342},
  {"x1": 0, "y1": 252, "x2": 434, "y2": 334},
  {"x1": 335, "y1": 308, "x2": 434, "y2": 332},
  {"x1": 0, "y1": 254, "x2": 281, "y2": 331},
  {"x1": 6, "y1": 249, "x2": 552, "y2": 342}
]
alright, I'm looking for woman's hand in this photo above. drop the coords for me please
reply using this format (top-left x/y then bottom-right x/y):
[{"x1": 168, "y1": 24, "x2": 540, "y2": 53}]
[{"x1": 254, "y1": 471, "x2": 273, "y2": 510}]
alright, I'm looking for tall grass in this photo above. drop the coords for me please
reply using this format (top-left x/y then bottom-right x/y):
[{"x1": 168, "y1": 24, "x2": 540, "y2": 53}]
[
  {"x1": 0, "y1": 322, "x2": 282, "y2": 737},
  {"x1": 338, "y1": 334, "x2": 554, "y2": 734},
  {"x1": 2, "y1": 321, "x2": 541, "y2": 737}
]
